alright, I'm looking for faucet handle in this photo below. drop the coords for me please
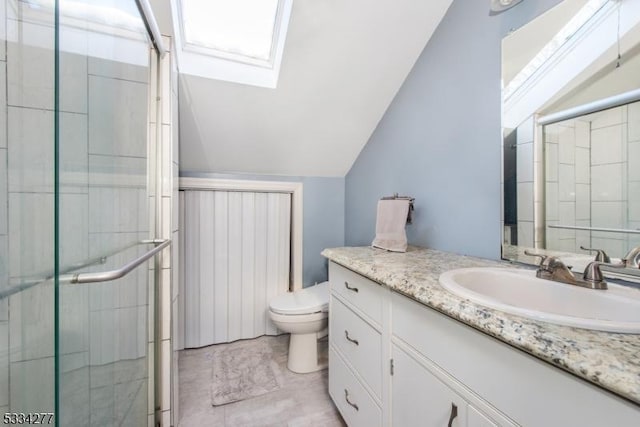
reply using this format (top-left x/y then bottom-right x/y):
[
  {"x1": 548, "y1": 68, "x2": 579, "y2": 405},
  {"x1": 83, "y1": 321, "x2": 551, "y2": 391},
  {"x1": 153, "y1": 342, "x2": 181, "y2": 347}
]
[
  {"x1": 621, "y1": 247, "x2": 640, "y2": 269},
  {"x1": 580, "y1": 246, "x2": 611, "y2": 263},
  {"x1": 524, "y1": 250, "x2": 549, "y2": 265},
  {"x1": 582, "y1": 261, "x2": 626, "y2": 289}
]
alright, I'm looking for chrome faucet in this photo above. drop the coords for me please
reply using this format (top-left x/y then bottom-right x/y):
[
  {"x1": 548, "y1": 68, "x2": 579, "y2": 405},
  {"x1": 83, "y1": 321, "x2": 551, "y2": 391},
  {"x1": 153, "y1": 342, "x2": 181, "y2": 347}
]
[
  {"x1": 580, "y1": 246, "x2": 611, "y2": 263},
  {"x1": 524, "y1": 250, "x2": 624, "y2": 290},
  {"x1": 620, "y1": 246, "x2": 640, "y2": 269}
]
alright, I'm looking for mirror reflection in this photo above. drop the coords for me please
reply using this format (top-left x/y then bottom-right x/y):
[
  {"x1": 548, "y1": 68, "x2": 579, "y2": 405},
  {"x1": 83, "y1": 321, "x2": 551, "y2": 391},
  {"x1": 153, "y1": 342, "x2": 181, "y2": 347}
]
[{"x1": 501, "y1": 0, "x2": 640, "y2": 273}]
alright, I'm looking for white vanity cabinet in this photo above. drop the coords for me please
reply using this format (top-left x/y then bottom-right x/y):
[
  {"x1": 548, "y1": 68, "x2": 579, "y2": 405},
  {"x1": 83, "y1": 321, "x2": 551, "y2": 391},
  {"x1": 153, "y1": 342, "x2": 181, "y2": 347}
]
[
  {"x1": 328, "y1": 262, "x2": 387, "y2": 427},
  {"x1": 327, "y1": 261, "x2": 640, "y2": 427}
]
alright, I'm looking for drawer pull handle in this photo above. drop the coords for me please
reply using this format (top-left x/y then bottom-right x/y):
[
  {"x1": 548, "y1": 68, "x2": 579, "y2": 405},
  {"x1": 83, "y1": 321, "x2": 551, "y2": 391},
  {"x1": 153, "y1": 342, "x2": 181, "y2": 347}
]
[
  {"x1": 447, "y1": 403, "x2": 458, "y2": 427},
  {"x1": 344, "y1": 281, "x2": 359, "y2": 292},
  {"x1": 344, "y1": 330, "x2": 359, "y2": 346},
  {"x1": 344, "y1": 389, "x2": 359, "y2": 411}
]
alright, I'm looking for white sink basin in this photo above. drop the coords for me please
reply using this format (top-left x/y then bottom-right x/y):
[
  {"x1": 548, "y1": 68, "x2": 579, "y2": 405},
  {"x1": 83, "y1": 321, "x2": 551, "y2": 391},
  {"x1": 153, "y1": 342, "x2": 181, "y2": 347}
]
[{"x1": 439, "y1": 268, "x2": 640, "y2": 333}]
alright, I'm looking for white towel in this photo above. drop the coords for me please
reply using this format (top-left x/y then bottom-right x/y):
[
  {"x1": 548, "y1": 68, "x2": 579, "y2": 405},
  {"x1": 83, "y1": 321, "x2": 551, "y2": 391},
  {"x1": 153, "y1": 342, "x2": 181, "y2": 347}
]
[{"x1": 371, "y1": 199, "x2": 410, "y2": 252}]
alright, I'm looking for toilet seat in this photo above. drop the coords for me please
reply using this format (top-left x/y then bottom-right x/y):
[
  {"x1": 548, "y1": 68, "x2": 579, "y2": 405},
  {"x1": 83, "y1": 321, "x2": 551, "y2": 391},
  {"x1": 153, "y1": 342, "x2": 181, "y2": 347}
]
[{"x1": 269, "y1": 281, "x2": 329, "y2": 315}]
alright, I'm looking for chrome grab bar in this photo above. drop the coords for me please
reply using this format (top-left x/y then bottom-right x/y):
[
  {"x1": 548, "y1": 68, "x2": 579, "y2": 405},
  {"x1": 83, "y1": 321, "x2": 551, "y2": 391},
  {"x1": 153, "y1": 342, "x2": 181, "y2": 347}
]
[
  {"x1": 62, "y1": 239, "x2": 171, "y2": 284},
  {"x1": 548, "y1": 225, "x2": 640, "y2": 235}
]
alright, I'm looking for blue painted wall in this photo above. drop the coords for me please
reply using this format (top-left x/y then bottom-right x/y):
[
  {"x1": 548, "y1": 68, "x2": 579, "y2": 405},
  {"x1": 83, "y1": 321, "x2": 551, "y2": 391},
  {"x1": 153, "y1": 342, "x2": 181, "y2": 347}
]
[
  {"x1": 344, "y1": 0, "x2": 561, "y2": 259},
  {"x1": 180, "y1": 172, "x2": 345, "y2": 287}
]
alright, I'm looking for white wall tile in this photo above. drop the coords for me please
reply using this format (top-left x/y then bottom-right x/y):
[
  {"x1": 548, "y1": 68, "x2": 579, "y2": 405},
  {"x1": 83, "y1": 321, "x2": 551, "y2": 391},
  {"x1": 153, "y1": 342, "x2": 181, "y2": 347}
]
[
  {"x1": 558, "y1": 125, "x2": 575, "y2": 164},
  {"x1": 0, "y1": 0, "x2": 6, "y2": 60},
  {"x1": 629, "y1": 181, "x2": 640, "y2": 222},
  {"x1": 588, "y1": 106, "x2": 625, "y2": 129},
  {"x1": 629, "y1": 141, "x2": 640, "y2": 182},
  {"x1": 0, "y1": 322, "x2": 8, "y2": 407},
  {"x1": 517, "y1": 116, "x2": 534, "y2": 144},
  {"x1": 575, "y1": 184, "x2": 590, "y2": 221},
  {"x1": 516, "y1": 142, "x2": 533, "y2": 183},
  {"x1": 545, "y1": 182, "x2": 559, "y2": 221},
  {"x1": 591, "y1": 125, "x2": 623, "y2": 165},
  {"x1": 559, "y1": 201, "x2": 575, "y2": 226},
  {"x1": 8, "y1": 192, "x2": 53, "y2": 279},
  {"x1": 9, "y1": 282, "x2": 54, "y2": 362},
  {"x1": 116, "y1": 307, "x2": 141, "y2": 360},
  {"x1": 575, "y1": 120, "x2": 590, "y2": 148},
  {"x1": 558, "y1": 164, "x2": 575, "y2": 201},
  {"x1": 161, "y1": 340, "x2": 171, "y2": 411},
  {"x1": 545, "y1": 143, "x2": 558, "y2": 182},
  {"x1": 591, "y1": 163, "x2": 622, "y2": 202},
  {"x1": 8, "y1": 107, "x2": 54, "y2": 193},
  {"x1": 89, "y1": 309, "x2": 115, "y2": 365},
  {"x1": 517, "y1": 221, "x2": 534, "y2": 247},
  {"x1": 0, "y1": 150, "x2": 6, "y2": 235},
  {"x1": 575, "y1": 147, "x2": 590, "y2": 184},
  {"x1": 60, "y1": 112, "x2": 88, "y2": 193},
  {"x1": 7, "y1": 20, "x2": 55, "y2": 110},
  {"x1": 88, "y1": 154, "x2": 146, "y2": 189},
  {"x1": 161, "y1": 269, "x2": 171, "y2": 341},
  {"x1": 88, "y1": 56, "x2": 148, "y2": 83},
  {"x1": 9, "y1": 357, "x2": 54, "y2": 412},
  {"x1": 629, "y1": 101, "x2": 640, "y2": 142},
  {"x1": 0, "y1": 236, "x2": 7, "y2": 305},
  {"x1": 172, "y1": 94, "x2": 179, "y2": 166},
  {"x1": 115, "y1": 378, "x2": 147, "y2": 426},
  {"x1": 60, "y1": 52, "x2": 88, "y2": 113},
  {"x1": 60, "y1": 193, "x2": 89, "y2": 268},
  {"x1": 162, "y1": 54, "x2": 171, "y2": 125},
  {"x1": 89, "y1": 187, "x2": 146, "y2": 233},
  {"x1": 58, "y1": 353, "x2": 90, "y2": 427},
  {"x1": 162, "y1": 124, "x2": 172, "y2": 197},
  {"x1": 574, "y1": 219, "x2": 591, "y2": 252},
  {"x1": 0, "y1": 63, "x2": 6, "y2": 149},
  {"x1": 89, "y1": 75, "x2": 148, "y2": 158},
  {"x1": 592, "y1": 202, "x2": 624, "y2": 228},
  {"x1": 59, "y1": 284, "x2": 89, "y2": 356},
  {"x1": 544, "y1": 124, "x2": 559, "y2": 143},
  {"x1": 517, "y1": 182, "x2": 533, "y2": 222},
  {"x1": 590, "y1": 237, "x2": 627, "y2": 259}
]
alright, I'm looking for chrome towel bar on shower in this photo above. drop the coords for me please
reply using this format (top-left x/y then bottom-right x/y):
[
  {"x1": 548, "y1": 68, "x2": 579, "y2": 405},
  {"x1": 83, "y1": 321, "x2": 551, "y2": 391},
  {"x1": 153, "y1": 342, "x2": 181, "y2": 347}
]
[
  {"x1": 62, "y1": 239, "x2": 171, "y2": 284},
  {"x1": 547, "y1": 225, "x2": 640, "y2": 235}
]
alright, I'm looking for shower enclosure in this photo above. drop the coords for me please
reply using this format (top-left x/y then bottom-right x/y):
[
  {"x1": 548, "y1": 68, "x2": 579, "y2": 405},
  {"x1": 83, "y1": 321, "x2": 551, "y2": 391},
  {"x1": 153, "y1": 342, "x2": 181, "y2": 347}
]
[{"x1": 1, "y1": 1, "x2": 165, "y2": 425}]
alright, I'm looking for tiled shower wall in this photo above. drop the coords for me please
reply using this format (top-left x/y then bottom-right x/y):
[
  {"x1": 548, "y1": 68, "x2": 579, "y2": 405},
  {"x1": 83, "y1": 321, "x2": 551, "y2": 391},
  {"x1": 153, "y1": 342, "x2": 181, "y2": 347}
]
[
  {"x1": 545, "y1": 102, "x2": 640, "y2": 258},
  {"x1": 0, "y1": 2, "x2": 164, "y2": 425}
]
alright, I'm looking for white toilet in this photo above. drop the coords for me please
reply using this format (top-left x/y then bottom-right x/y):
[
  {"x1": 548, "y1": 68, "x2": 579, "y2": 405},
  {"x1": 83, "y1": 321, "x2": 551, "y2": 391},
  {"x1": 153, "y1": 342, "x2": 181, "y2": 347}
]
[{"x1": 269, "y1": 281, "x2": 330, "y2": 374}]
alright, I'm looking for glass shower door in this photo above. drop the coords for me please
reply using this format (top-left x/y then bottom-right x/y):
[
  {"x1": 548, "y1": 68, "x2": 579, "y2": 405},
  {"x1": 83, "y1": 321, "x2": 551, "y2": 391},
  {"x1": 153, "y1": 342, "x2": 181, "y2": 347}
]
[{"x1": 56, "y1": 1, "x2": 154, "y2": 425}]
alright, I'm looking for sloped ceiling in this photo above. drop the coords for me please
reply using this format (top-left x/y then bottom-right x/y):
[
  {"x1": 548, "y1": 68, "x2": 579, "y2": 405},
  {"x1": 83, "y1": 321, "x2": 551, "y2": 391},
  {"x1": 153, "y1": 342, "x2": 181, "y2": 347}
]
[{"x1": 178, "y1": 0, "x2": 453, "y2": 177}]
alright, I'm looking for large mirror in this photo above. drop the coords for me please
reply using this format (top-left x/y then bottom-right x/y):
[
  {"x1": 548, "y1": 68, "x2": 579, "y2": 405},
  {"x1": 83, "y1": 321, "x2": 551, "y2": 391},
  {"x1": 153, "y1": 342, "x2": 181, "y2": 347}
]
[{"x1": 501, "y1": 0, "x2": 640, "y2": 276}]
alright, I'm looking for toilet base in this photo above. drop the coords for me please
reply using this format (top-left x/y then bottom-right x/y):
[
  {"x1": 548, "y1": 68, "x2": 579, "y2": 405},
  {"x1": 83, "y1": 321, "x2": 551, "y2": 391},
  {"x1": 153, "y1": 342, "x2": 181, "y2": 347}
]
[{"x1": 287, "y1": 333, "x2": 326, "y2": 374}]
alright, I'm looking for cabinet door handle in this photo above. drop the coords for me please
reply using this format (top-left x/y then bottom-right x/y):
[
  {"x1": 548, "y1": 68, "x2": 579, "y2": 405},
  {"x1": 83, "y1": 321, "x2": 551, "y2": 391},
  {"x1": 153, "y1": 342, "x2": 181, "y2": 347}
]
[
  {"x1": 344, "y1": 281, "x2": 359, "y2": 292},
  {"x1": 447, "y1": 403, "x2": 458, "y2": 427},
  {"x1": 344, "y1": 389, "x2": 359, "y2": 411},
  {"x1": 344, "y1": 330, "x2": 359, "y2": 345}
]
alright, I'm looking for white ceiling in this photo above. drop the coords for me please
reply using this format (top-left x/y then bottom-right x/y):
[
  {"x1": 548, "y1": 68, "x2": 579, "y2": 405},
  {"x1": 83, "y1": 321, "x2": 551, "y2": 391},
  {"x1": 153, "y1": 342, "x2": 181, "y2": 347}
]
[{"x1": 177, "y1": 0, "x2": 453, "y2": 177}]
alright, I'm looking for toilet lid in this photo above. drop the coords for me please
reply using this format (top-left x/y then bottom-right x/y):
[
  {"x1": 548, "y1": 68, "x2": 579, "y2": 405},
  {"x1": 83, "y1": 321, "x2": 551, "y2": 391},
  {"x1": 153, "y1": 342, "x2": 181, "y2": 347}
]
[{"x1": 269, "y1": 281, "x2": 329, "y2": 315}]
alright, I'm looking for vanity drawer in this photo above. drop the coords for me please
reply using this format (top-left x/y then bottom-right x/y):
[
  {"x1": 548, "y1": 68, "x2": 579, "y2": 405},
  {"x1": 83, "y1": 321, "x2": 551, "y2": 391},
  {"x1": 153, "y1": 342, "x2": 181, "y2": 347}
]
[
  {"x1": 330, "y1": 297, "x2": 382, "y2": 399},
  {"x1": 329, "y1": 346, "x2": 382, "y2": 427},
  {"x1": 329, "y1": 262, "x2": 384, "y2": 325}
]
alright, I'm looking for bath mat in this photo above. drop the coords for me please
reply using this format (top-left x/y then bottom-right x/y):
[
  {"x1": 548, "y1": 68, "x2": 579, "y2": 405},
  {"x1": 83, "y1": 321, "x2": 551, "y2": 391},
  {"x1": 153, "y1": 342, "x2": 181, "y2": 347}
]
[{"x1": 210, "y1": 339, "x2": 282, "y2": 406}]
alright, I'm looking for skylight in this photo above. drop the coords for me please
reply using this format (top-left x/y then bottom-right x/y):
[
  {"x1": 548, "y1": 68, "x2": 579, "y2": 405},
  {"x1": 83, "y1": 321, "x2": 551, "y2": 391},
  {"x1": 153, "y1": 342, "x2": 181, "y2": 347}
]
[
  {"x1": 504, "y1": 0, "x2": 609, "y2": 100},
  {"x1": 180, "y1": 0, "x2": 280, "y2": 66}
]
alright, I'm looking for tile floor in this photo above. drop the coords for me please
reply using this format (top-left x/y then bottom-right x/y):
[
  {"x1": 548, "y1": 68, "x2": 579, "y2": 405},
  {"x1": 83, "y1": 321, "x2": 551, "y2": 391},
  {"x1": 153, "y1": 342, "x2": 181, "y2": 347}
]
[{"x1": 178, "y1": 334, "x2": 345, "y2": 427}]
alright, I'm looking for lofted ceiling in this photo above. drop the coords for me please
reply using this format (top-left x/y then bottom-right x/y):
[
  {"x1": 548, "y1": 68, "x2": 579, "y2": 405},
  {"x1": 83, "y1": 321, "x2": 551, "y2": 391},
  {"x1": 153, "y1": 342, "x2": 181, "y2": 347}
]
[{"x1": 175, "y1": 0, "x2": 453, "y2": 177}]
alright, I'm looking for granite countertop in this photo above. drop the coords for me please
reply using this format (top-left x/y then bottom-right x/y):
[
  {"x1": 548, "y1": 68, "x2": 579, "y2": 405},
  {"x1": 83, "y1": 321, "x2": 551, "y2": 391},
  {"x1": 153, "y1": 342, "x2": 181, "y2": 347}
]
[{"x1": 321, "y1": 245, "x2": 640, "y2": 405}]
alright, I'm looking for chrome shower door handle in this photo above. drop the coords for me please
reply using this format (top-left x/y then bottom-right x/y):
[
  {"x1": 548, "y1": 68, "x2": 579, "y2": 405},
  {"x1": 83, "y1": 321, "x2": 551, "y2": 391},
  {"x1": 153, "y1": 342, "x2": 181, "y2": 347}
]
[{"x1": 62, "y1": 239, "x2": 171, "y2": 284}]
